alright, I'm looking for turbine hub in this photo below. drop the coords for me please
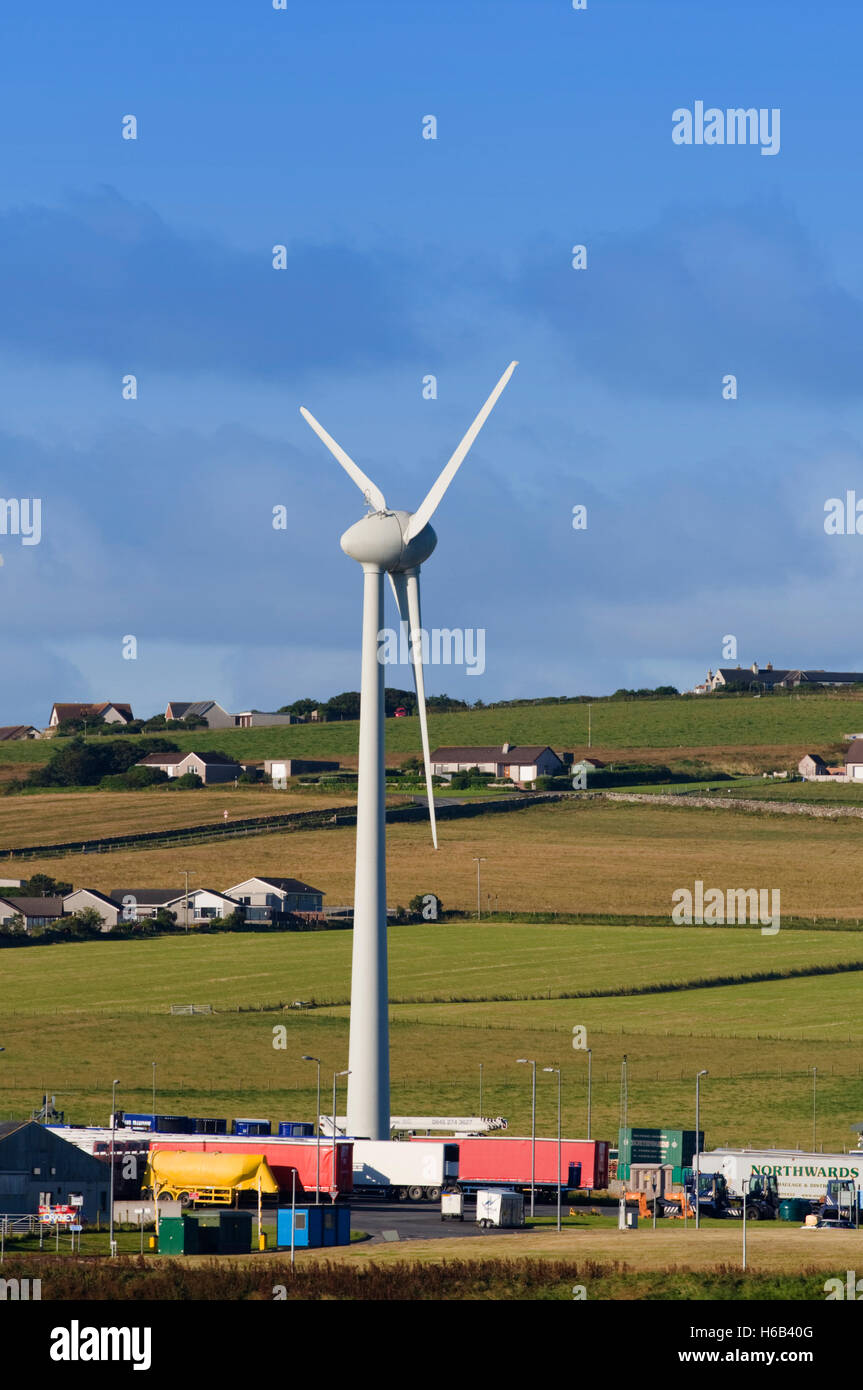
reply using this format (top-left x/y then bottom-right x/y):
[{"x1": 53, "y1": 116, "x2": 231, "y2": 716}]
[{"x1": 341, "y1": 510, "x2": 437, "y2": 571}]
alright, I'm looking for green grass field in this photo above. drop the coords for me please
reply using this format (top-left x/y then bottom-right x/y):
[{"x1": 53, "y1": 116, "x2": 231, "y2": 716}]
[
  {"x1": 2, "y1": 691, "x2": 862, "y2": 773},
  {"x1": 2, "y1": 924, "x2": 861, "y2": 1151}
]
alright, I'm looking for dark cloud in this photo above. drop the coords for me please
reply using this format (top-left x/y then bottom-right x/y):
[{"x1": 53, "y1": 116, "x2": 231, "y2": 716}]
[
  {"x1": 0, "y1": 187, "x2": 421, "y2": 375},
  {"x1": 508, "y1": 202, "x2": 863, "y2": 400}
]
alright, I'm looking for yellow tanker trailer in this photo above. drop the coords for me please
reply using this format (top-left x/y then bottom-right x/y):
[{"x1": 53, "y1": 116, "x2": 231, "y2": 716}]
[{"x1": 144, "y1": 1150, "x2": 280, "y2": 1206}]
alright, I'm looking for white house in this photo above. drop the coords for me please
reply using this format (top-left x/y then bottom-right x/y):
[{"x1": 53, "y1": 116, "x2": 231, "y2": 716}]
[
  {"x1": 429, "y1": 743, "x2": 566, "y2": 784},
  {"x1": 0, "y1": 895, "x2": 65, "y2": 929},
  {"x1": 63, "y1": 888, "x2": 121, "y2": 932},
  {"x1": 164, "y1": 888, "x2": 244, "y2": 924},
  {"x1": 224, "y1": 876, "x2": 325, "y2": 920}
]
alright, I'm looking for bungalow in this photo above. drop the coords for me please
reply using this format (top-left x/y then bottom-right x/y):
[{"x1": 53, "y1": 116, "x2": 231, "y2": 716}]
[
  {"x1": 0, "y1": 896, "x2": 65, "y2": 930},
  {"x1": 164, "y1": 700, "x2": 234, "y2": 729},
  {"x1": 225, "y1": 876, "x2": 325, "y2": 920},
  {"x1": 165, "y1": 888, "x2": 244, "y2": 924},
  {"x1": 0, "y1": 725, "x2": 42, "y2": 741},
  {"x1": 63, "y1": 888, "x2": 121, "y2": 932},
  {"x1": 49, "y1": 702, "x2": 133, "y2": 728},
  {"x1": 430, "y1": 743, "x2": 566, "y2": 784},
  {"x1": 108, "y1": 889, "x2": 181, "y2": 922},
  {"x1": 135, "y1": 751, "x2": 242, "y2": 784},
  {"x1": 707, "y1": 663, "x2": 863, "y2": 693}
]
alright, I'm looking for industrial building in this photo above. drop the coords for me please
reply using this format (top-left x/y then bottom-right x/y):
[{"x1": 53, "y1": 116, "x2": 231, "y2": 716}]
[{"x1": 0, "y1": 1120, "x2": 110, "y2": 1221}]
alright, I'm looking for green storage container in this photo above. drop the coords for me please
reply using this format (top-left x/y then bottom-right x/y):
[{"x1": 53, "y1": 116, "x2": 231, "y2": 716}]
[
  {"x1": 158, "y1": 1215, "x2": 203, "y2": 1255},
  {"x1": 779, "y1": 1198, "x2": 812, "y2": 1223},
  {"x1": 218, "y1": 1211, "x2": 253, "y2": 1254}
]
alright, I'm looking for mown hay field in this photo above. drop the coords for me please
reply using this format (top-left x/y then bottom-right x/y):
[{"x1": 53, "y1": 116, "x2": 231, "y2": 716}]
[{"x1": 8, "y1": 799, "x2": 863, "y2": 921}]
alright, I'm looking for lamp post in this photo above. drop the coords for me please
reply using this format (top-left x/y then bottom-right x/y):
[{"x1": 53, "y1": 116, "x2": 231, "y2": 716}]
[
  {"x1": 586, "y1": 1048, "x2": 592, "y2": 1140},
  {"x1": 302, "y1": 1056, "x2": 322, "y2": 1205},
  {"x1": 812, "y1": 1066, "x2": 817, "y2": 1151},
  {"x1": 332, "y1": 1069, "x2": 350, "y2": 1197},
  {"x1": 109, "y1": 1079, "x2": 120, "y2": 1255},
  {"x1": 517, "y1": 1058, "x2": 536, "y2": 1218},
  {"x1": 695, "y1": 1070, "x2": 708, "y2": 1230},
  {"x1": 473, "y1": 857, "x2": 486, "y2": 920},
  {"x1": 543, "y1": 1065, "x2": 562, "y2": 1232},
  {"x1": 479, "y1": 1062, "x2": 483, "y2": 1115},
  {"x1": 152, "y1": 1061, "x2": 156, "y2": 1117}
]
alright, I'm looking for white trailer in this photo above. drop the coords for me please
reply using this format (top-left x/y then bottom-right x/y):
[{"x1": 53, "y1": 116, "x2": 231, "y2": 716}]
[
  {"x1": 476, "y1": 1189, "x2": 524, "y2": 1228},
  {"x1": 351, "y1": 1139, "x2": 459, "y2": 1200},
  {"x1": 701, "y1": 1149, "x2": 863, "y2": 1204}
]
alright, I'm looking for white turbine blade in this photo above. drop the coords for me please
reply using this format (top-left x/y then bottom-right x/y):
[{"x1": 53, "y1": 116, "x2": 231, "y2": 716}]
[
  {"x1": 389, "y1": 570, "x2": 438, "y2": 850},
  {"x1": 299, "y1": 406, "x2": 387, "y2": 511},
  {"x1": 405, "y1": 360, "x2": 517, "y2": 541}
]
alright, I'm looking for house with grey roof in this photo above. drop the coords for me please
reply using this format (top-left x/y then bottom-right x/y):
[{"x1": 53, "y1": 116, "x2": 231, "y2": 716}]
[
  {"x1": 164, "y1": 700, "x2": 235, "y2": 729},
  {"x1": 430, "y1": 743, "x2": 565, "y2": 784},
  {"x1": 0, "y1": 896, "x2": 66, "y2": 929},
  {"x1": 135, "y1": 750, "x2": 242, "y2": 784}
]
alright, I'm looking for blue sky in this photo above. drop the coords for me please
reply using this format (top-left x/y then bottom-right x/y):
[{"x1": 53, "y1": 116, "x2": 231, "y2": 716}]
[{"x1": 2, "y1": 0, "x2": 863, "y2": 721}]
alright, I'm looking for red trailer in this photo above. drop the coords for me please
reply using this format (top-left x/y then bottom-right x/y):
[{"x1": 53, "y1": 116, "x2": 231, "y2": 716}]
[
  {"x1": 149, "y1": 1136, "x2": 354, "y2": 1199},
  {"x1": 411, "y1": 1136, "x2": 608, "y2": 1195}
]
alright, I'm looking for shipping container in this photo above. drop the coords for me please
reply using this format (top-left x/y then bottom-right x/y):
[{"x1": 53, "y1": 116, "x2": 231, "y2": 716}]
[
  {"x1": 617, "y1": 1128, "x2": 702, "y2": 1183},
  {"x1": 232, "y1": 1118, "x2": 272, "y2": 1137},
  {"x1": 276, "y1": 1205, "x2": 351, "y2": 1249},
  {"x1": 278, "y1": 1122, "x2": 315, "y2": 1138},
  {"x1": 701, "y1": 1149, "x2": 863, "y2": 1204}
]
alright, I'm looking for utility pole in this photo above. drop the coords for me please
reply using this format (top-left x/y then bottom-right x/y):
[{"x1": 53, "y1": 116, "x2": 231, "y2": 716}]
[
  {"x1": 587, "y1": 705, "x2": 591, "y2": 749},
  {"x1": 181, "y1": 869, "x2": 193, "y2": 931},
  {"x1": 812, "y1": 1067, "x2": 817, "y2": 1151},
  {"x1": 543, "y1": 1066, "x2": 562, "y2": 1233},
  {"x1": 695, "y1": 1070, "x2": 708, "y2": 1230},
  {"x1": 302, "y1": 1056, "x2": 322, "y2": 1205},
  {"x1": 517, "y1": 1058, "x2": 537, "y2": 1219},
  {"x1": 473, "y1": 857, "x2": 486, "y2": 920}
]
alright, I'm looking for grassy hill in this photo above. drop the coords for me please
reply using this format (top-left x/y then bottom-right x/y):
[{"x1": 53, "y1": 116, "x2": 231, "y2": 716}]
[{"x1": 2, "y1": 691, "x2": 862, "y2": 774}]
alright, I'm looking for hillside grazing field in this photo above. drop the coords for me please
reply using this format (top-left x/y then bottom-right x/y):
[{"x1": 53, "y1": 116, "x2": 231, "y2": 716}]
[
  {"x1": 8, "y1": 799, "x2": 863, "y2": 920},
  {"x1": 1, "y1": 925, "x2": 862, "y2": 1150},
  {"x1": 2, "y1": 692, "x2": 862, "y2": 774},
  {"x1": 0, "y1": 787, "x2": 359, "y2": 850}
]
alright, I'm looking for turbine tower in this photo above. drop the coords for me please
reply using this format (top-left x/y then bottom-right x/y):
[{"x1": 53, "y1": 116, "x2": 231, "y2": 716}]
[{"x1": 300, "y1": 361, "x2": 517, "y2": 1138}]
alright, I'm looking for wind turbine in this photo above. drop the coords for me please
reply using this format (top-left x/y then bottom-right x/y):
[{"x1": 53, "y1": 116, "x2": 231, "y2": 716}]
[{"x1": 300, "y1": 361, "x2": 517, "y2": 1139}]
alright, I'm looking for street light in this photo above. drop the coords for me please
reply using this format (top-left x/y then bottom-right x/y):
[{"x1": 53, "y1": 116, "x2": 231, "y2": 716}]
[
  {"x1": 152, "y1": 1061, "x2": 156, "y2": 1117},
  {"x1": 517, "y1": 1059, "x2": 537, "y2": 1218},
  {"x1": 109, "y1": 1079, "x2": 120, "y2": 1255},
  {"x1": 472, "y1": 857, "x2": 487, "y2": 920},
  {"x1": 812, "y1": 1067, "x2": 817, "y2": 1151},
  {"x1": 332, "y1": 1070, "x2": 350, "y2": 1199},
  {"x1": 586, "y1": 1048, "x2": 592, "y2": 1141},
  {"x1": 479, "y1": 1062, "x2": 483, "y2": 1115},
  {"x1": 695, "y1": 1070, "x2": 708, "y2": 1230},
  {"x1": 543, "y1": 1066, "x2": 562, "y2": 1232},
  {"x1": 302, "y1": 1056, "x2": 322, "y2": 1205}
]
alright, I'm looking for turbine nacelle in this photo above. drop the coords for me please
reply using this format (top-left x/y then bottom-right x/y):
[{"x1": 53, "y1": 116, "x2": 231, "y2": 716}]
[{"x1": 340, "y1": 511, "x2": 437, "y2": 572}]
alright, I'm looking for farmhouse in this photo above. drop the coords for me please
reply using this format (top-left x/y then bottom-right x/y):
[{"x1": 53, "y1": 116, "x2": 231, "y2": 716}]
[
  {"x1": 798, "y1": 753, "x2": 829, "y2": 779},
  {"x1": 225, "y1": 876, "x2": 325, "y2": 920},
  {"x1": 135, "y1": 751, "x2": 242, "y2": 784},
  {"x1": 48, "y1": 702, "x2": 133, "y2": 728},
  {"x1": 705, "y1": 663, "x2": 863, "y2": 693},
  {"x1": 0, "y1": 725, "x2": 41, "y2": 741},
  {"x1": 430, "y1": 743, "x2": 565, "y2": 783}
]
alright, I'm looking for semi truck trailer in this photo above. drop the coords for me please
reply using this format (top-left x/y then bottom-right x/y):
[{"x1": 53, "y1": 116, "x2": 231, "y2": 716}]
[
  {"x1": 411, "y1": 1135, "x2": 609, "y2": 1197},
  {"x1": 351, "y1": 1140, "x2": 459, "y2": 1199},
  {"x1": 700, "y1": 1149, "x2": 862, "y2": 1205}
]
